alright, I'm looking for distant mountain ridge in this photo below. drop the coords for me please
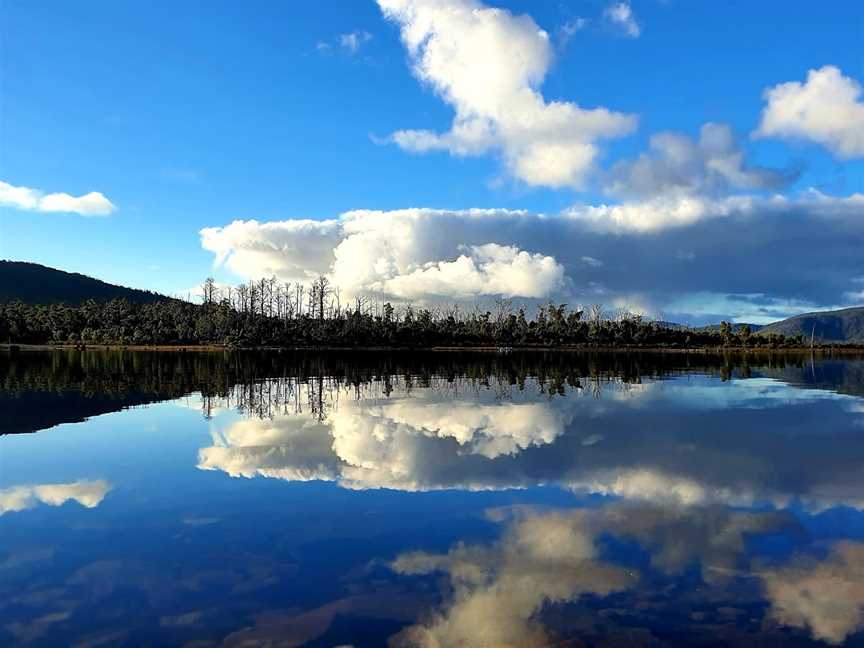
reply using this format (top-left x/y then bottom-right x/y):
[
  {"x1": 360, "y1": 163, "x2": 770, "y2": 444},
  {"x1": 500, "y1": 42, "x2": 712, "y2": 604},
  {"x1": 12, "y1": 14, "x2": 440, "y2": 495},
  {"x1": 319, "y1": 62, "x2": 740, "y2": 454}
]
[
  {"x1": 757, "y1": 306, "x2": 864, "y2": 343},
  {"x1": 0, "y1": 260, "x2": 170, "y2": 305}
]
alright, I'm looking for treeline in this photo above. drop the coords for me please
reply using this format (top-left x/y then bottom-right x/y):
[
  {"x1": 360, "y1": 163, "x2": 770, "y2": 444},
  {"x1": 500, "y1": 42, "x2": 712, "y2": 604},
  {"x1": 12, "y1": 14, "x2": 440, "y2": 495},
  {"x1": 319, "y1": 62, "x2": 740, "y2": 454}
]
[{"x1": 0, "y1": 276, "x2": 813, "y2": 348}]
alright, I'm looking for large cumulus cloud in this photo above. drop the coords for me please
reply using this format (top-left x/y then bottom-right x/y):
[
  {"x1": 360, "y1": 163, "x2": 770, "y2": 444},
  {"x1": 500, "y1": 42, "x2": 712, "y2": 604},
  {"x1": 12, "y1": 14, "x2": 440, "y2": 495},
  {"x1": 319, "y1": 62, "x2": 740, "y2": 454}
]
[
  {"x1": 375, "y1": 0, "x2": 636, "y2": 188},
  {"x1": 201, "y1": 191, "x2": 863, "y2": 322},
  {"x1": 374, "y1": 243, "x2": 564, "y2": 300}
]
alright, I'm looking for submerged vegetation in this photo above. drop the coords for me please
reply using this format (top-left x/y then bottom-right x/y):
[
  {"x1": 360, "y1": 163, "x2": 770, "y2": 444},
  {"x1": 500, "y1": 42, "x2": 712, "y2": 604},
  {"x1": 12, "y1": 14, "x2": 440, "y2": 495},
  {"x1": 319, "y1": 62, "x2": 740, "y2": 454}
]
[{"x1": 0, "y1": 276, "x2": 834, "y2": 349}]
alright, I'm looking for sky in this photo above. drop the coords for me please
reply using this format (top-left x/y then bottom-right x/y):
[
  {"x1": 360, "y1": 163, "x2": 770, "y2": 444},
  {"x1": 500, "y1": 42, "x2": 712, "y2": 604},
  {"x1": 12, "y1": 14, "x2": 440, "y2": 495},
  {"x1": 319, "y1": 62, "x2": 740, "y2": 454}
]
[{"x1": 1, "y1": 0, "x2": 862, "y2": 324}]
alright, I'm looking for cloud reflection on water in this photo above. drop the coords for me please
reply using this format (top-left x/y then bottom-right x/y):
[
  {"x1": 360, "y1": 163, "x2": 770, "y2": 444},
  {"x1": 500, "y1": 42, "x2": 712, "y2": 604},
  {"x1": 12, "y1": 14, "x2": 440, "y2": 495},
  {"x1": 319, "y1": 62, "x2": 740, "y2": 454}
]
[
  {"x1": 196, "y1": 375, "x2": 864, "y2": 512},
  {"x1": 0, "y1": 480, "x2": 112, "y2": 516},
  {"x1": 390, "y1": 504, "x2": 864, "y2": 646},
  {"x1": 762, "y1": 542, "x2": 864, "y2": 644}
]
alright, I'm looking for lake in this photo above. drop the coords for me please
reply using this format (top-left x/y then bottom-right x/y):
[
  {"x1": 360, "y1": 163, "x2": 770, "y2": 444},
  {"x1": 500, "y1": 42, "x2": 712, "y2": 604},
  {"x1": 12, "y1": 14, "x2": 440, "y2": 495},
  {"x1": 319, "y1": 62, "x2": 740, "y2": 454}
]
[{"x1": 2, "y1": 349, "x2": 864, "y2": 647}]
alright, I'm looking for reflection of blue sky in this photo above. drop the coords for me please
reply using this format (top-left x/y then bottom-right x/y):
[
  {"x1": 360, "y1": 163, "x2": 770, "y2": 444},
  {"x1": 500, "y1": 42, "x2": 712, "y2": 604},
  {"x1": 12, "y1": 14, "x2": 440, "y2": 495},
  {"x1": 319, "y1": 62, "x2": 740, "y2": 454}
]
[
  {"x1": 0, "y1": 401, "x2": 210, "y2": 488},
  {"x1": 610, "y1": 375, "x2": 861, "y2": 410},
  {"x1": 3, "y1": 368, "x2": 864, "y2": 645}
]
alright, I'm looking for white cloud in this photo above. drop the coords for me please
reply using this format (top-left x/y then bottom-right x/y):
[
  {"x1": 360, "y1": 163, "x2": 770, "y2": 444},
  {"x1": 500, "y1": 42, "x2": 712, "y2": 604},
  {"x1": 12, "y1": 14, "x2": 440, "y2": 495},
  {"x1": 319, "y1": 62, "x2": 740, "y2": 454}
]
[
  {"x1": 201, "y1": 191, "x2": 864, "y2": 318},
  {"x1": 558, "y1": 17, "x2": 588, "y2": 47},
  {"x1": 202, "y1": 209, "x2": 566, "y2": 300},
  {"x1": 200, "y1": 217, "x2": 342, "y2": 283},
  {"x1": 317, "y1": 30, "x2": 373, "y2": 56},
  {"x1": 565, "y1": 189, "x2": 863, "y2": 233},
  {"x1": 844, "y1": 289, "x2": 864, "y2": 302},
  {"x1": 607, "y1": 122, "x2": 796, "y2": 198},
  {"x1": 0, "y1": 480, "x2": 112, "y2": 515},
  {"x1": 762, "y1": 542, "x2": 864, "y2": 644},
  {"x1": 339, "y1": 29, "x2": 373, "y2": 54},
  {"x1": 377, "y1": 243, "x2": 564, "y2": 299},
  {"x1": 604, "y1": 2, "x2": 640, "y2": 38},
  {"x1": 755, "y1": 65, "x2": 864, "y2": 158},
  {"x1": 377, "y1": 0, "x2": 636, "y2": 188},
  {"x1": 569, "y1": 193, "x2": 742, "y2": 232},
  {"x1": 580, "y1": 255, "x2": 604, "y2": 267},
  {"x1": 844, "y1": 277, "x2": 864, "y2": 302},
  {"x1": 0, "y1": 180, "x2": 115, "y2": 216},
  {"x1": 845, "y1": 277, "x2": 864, "y2": 301}
]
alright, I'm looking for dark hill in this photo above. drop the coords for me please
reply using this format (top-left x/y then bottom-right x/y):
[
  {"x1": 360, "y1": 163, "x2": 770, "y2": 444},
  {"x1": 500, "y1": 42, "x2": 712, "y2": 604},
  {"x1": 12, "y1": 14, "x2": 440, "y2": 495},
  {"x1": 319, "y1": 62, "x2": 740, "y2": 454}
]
[
  {"x1": 0, "y1": 260, "x2": 169, "y2": 305},
  {"x1": 758, "y1": 306, "x2": 864, "y2": 343}
]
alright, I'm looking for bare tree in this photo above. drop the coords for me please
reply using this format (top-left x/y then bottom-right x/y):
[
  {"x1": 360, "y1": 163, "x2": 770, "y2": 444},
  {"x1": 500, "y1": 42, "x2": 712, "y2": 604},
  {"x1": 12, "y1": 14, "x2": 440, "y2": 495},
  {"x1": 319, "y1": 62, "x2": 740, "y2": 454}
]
[
  {"x1": 493, "y1": 297, "x2": 514, "y2": 329},
  {"x1": 236, "y1": 283, "x2": 250, "y2": 314},
  {"x1": 282, "y1": 282, "x2": 294, "y2": 319},
  {"x1": 312, "y1": 275, "x2": 331, "y2": 322},
  {"x1": 202, "y1": 277, "x2": 218, "y2": 305}
]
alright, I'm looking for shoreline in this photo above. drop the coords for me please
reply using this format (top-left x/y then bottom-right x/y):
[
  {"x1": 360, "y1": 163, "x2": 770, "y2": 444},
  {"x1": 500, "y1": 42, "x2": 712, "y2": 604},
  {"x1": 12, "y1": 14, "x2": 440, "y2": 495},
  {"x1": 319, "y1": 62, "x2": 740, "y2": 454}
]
[{"x1": 4, "y1": 343, "x2": 864, "y2": 354}]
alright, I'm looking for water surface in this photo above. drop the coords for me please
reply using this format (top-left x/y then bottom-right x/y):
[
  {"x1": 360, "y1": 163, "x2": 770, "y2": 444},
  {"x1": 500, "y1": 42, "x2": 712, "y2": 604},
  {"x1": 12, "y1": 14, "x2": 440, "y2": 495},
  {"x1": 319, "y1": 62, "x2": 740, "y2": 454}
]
[{"x1": 2, "y1": 350, "x2": 864, "y2": 646}]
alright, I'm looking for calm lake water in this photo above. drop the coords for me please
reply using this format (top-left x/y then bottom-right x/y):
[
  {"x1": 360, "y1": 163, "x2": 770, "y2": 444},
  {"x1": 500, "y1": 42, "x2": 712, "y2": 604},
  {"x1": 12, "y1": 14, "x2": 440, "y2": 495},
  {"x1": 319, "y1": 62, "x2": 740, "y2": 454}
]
[{"x1": 2, "y1": 349, "x2": 864, "y2": 647}]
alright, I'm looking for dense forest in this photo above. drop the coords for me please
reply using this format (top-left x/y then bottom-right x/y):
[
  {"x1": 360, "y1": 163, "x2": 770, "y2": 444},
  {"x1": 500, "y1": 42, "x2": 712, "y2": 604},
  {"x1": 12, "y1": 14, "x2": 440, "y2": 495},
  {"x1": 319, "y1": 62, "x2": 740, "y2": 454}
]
[{"x1": 0, "y1": 275, "x2": 822, "y2": 349}]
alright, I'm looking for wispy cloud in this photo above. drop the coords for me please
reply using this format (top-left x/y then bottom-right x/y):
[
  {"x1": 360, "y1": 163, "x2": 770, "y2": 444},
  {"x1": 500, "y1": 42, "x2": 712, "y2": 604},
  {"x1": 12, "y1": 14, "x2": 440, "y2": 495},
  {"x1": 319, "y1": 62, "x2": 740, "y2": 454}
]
[
  {"x1": 317, "y1": 29, "x2": 373, "y2": 56},
  {"x1": 557, "y1": 17, "x2": 588, "y2": 47},
  {"x1": 604, "y1": 2, "x2": 641, "y2": 38},
  {"x1": 339, "y1": 29, "x2": 372, "y2": 54}
]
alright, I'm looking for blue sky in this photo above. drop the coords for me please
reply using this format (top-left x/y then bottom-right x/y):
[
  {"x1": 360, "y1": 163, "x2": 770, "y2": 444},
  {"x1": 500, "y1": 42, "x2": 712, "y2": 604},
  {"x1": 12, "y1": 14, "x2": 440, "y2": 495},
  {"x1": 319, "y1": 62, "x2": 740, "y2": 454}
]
[{"x1": 1, "y1": 0, "x2": 862, "y2": 323}]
